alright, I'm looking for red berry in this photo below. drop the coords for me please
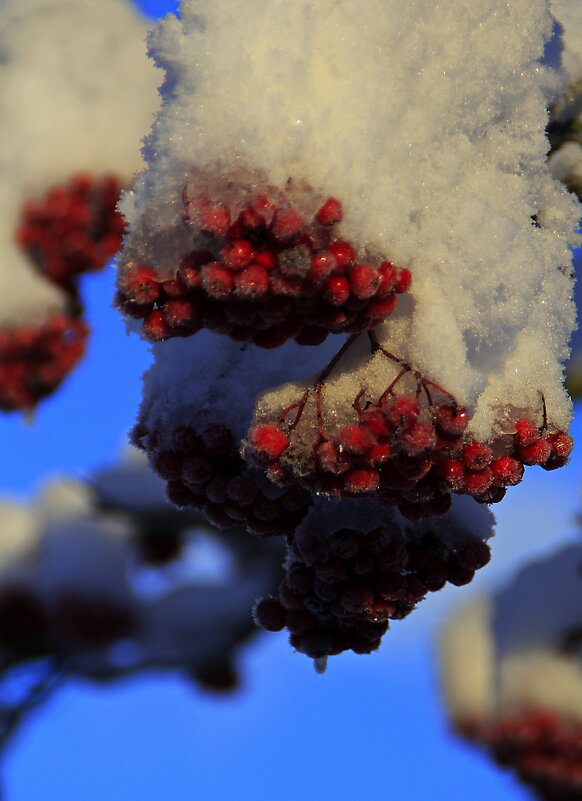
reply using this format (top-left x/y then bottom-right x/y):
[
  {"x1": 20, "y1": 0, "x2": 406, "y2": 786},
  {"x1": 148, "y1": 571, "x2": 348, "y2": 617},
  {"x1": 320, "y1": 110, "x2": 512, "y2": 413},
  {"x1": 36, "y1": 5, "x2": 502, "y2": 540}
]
[
  {"x1": 436, "y1": 404, "x2": 469, "y2": 437},
  {"x1": 197, "y1": 201, "x2": 231, "y2": 236},
  {"x1": 545, "y1": 430, "x2": 573, "y2": 458},
  {"x1": 315, "y1": 197, "x2": 343, "y2": 225},
  {"x1": 366, "y1": 294, "x2": 398, "y2": 322},
  {"x1": 514, "y1": 418, "x2": 539, "y2": 446},
  {"x1": 361, "y1": 407, "x2": 392, "y2": 437},
  {"x1": 234, "y1": 264, "x2": 270, "y2": 299},
  {"x1": 490, "y1": 456, "x2": 524, "y2": 486},
  {"x1": 518, "y1": 437, "x2": 551, "y2": 466},
  {"x1": 439, "y1": 458, "x2": 465, "y2": 490},
  {"x1": 250, "y1": 424, "x2": 289, "y2": 461},
  {"x1": 162, "y1": 278, "x2": 186, "y2": 297},
  {"x1": 344, "y1": 469, "x2": 380, "y2": 494},
  {"x1": 201, "y1": 263, "x2": 234, "y2": 298},
  {"x1": 122, "y1": 266, "x2": 160, "y2": 304},
  {"x1": 364, "y1": 442, "x2": 392, "y2": 466},
  {"x1": 308, "y1": 251, "x2": 337, "y2": 282},
  {"x1": 394, "y1": 267, "x2": 411, "y2": 293},
  {"x1": 315, "y1": 441, "x2": 352, "y2": 475},
  {"x1": 385, "y1": 395, "x2": 420, "y2": 427},
  {"x1": 324, "y1": 275, "x2": 350, "y2": 306},
  {"x1": 401, "y1": 422, "x2": 436, "y2": 456},
  {"x1": 164, "y1": 299, "x2": 199, "y2": 328},
  {"x1": 329, "y1": 241, "x2": 355, "y2": 269},
  {"x1": 463, "y1": 468, "x2": 493, "y2": 496},
  {"x1": 377, "y1": 262, "x2": 397, "y2": 296},
  {"x1": 271, "y1": 208, "x2": 304, "y2": 240},
  {"x1": 221, "y1": 239, "x2": 254, "y2": 270},
  {"x1": 253, "y1": 250, "x2": 278, "y2": 270},
  {"x1": 337, "y1": 424, "x2": 376, "y2": 455},
  {"x1": 462, "y1": 442, "x2": 492, "y2": 470},
  {"x1": 143, "y1": 310, "x2": 171, "y2": 341},
  {"x1": 349, "y1": 263, "x2": 379, "y2": 299}
]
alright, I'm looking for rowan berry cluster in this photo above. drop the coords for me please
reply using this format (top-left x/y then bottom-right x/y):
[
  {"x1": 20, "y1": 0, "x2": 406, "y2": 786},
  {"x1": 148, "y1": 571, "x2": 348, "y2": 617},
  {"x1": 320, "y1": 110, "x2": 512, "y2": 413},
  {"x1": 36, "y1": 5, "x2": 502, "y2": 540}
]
[
  {"x1": 130, "y1": 419, "x2": 311, "y2": 537},
  {"x1": 117, "y1": 185, "x2": 410, "y2": 347},
  {"x1": 0, "y1": 314, "x2": 87, "y2": 412},
  {"x1": 1, "y1": 172, "x2": 127, "y2": 412},
  {"x1": 458, "y1": 710, "x2": 582, "y2": 801},
  {"x1": 247, "y1": 335, "x2": 573, "y2": 520},
  {"x1": 0, "y1": 584, "x2": 134, "y2": 660},
  {"x1": 254, "y1": 516, "x2": 491, "y2": 659},
  {"x1": 16, "y1": 173, "x2": 125, "y2": 291}
]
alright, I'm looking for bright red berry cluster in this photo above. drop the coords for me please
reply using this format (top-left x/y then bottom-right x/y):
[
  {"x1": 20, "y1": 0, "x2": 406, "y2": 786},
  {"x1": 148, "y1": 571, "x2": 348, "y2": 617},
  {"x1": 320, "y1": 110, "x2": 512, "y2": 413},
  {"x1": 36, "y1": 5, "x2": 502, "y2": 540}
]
[
  {"x1": 459, "y1": 710, "x2": 582, "y2": 801},
  {"x1": 254, "y1": 524, "x2": 491, "y2": 659},
  {"x1": 246, "y1": 337, "x2": 573, "y2": 519},
  {"x1": 16, "y1": 173, "x2": 126, "y2": 291},
  {"x1": 130, "y1": 419, "x2": 311, "y2": 536},
  {"x1": 0, "y1": 314, "x2": 88, "y2": 412},
  {"x1": 117, "y1": 187, "x2": 410, "y2": 347}
]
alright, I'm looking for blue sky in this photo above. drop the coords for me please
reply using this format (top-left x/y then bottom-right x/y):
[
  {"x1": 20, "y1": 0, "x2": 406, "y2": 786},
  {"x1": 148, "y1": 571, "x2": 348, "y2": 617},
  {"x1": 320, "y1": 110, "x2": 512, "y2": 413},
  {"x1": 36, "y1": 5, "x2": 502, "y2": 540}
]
[{"x1": 0, "y1": 2, "x2": 579, "y2": 799}]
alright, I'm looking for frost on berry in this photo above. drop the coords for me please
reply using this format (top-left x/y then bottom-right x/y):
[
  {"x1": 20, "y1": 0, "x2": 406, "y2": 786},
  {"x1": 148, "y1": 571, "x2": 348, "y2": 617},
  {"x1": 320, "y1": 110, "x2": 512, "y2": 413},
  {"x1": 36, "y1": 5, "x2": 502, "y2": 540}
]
[
  {"x1": 245, "y1": 333, "x2": 573, "y2": 517},
  {"x1": 132, "y1": 331, "x2": 341, "y2": 535},
  {"x1": 116, "y1": 0, "x2": 578, "y2": 473},
  {"x1": 441, "y1": 545, "x2": 582, "y2": 801},
  {"x1": 118, "y1": 172, "x2": 411, "y2": 346},
  {"x1": 254, "y1": 496, "x2": 493, "y2": 663}
]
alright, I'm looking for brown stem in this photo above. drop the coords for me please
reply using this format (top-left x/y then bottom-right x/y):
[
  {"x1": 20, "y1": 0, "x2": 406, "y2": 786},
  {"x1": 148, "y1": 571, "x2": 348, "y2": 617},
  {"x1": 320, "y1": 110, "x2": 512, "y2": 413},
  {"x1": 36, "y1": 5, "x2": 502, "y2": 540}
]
[{"x1": 278, "y1": 390, "x2": 311, "y2": 430}]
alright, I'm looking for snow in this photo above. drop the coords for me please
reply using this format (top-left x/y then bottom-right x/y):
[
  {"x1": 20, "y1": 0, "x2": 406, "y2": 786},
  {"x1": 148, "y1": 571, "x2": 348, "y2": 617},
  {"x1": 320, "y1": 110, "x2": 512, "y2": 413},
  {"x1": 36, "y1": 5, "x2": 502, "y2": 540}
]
[
  {"x1": 120, "y1": 0, "x2": 580, "y2": 446},
  {"x1": 440, "y1": 544, "x2": 582, "y2": 724},
  {"x1": 0, "y1": 455, "x2": 281, "y2": 678},
  {"x1": 551, "y1": 0, "x2": 582, "y2": 83}
]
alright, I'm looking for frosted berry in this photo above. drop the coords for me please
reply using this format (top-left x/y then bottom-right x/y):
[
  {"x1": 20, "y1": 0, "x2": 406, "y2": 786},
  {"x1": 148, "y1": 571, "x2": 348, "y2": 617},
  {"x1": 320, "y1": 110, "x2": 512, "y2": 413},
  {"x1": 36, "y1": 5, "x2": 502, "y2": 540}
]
[
  {"x1": 517, "y1": 437, "x2": 551, "y2": 466},
  {"x1": 221, "y1": 239, "x2": 254, "y2": 270},
  {"x1": 462, "y1": 442, "x2": 493, "y2": 471},
  {"x1": 514, "y1": 418, "x2": 540, "y2": 446},
  {"x1": 385, "y1": 396, "x2": 420, "y2": 427},
  {"x1": 349, "y1": 263, "x2": 380, "y2": 300},
  {"x1": 315, "y1": 197, "x2": 343, "y2": 226},
  {"x1": 253, "y1": 597, "x2": 287, "y2": 632},
  {"x1": 490, "y1": 456, "x2": 524, "y2": 486},
  {"x1": 249, "y1": 424, "x2": 289, "y2": 461},
  {"x1": 329, "y1": 241, "x2": 355, "y2": 269},
  {"x1": 324, "y1": 275, "x2": 351, "y2": 306},
  {"x1": 436, "y1": 404, "x2": 469, "y2": 437}
]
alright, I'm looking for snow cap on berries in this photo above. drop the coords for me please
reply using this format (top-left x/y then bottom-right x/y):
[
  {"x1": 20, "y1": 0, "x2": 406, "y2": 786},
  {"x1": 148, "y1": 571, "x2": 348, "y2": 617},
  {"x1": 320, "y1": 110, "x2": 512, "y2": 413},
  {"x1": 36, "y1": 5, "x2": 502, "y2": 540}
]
[{"x1": 120, "y1": 0, "x2": 578, "y2": 443}]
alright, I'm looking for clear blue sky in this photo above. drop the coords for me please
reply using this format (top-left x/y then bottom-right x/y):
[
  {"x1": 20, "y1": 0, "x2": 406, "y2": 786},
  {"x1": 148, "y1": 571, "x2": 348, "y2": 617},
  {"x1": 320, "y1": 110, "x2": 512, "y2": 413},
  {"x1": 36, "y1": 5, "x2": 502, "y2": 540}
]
[{"x1": 0, "y1": 3, "x2": 579, "y2": 799}]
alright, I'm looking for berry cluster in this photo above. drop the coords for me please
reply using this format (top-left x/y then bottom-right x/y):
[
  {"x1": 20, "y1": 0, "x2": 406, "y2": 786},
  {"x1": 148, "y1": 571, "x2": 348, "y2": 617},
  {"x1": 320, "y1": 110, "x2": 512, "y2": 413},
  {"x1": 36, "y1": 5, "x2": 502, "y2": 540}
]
[
  {"x1": 459, "y1": 710, "x2": 582, "y2": 801},
  {"x1": 254, "y1": 524, "x2": 491, "y2": 659},
  {"x1": 117, "y1": 187, "x2": 410, "y2": 347},
  {"x1": 0, "y1": 584, "x2": 134, "y2": 658},
  {"x1": 130, "y1": 419, "x2": 311, "y2": 536},
  {"x1": 16, "y1": 173, "x2": 125, "y2": 291},
  {"x1": 0, "y1": 314, "x2": 88, "y2": 412},
  {"x1": 1, "y1": 172, "x2": 126, "y2": 413},
  {"x1": 247, "y1": 336, "x2": 573, "y2": 519}
]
